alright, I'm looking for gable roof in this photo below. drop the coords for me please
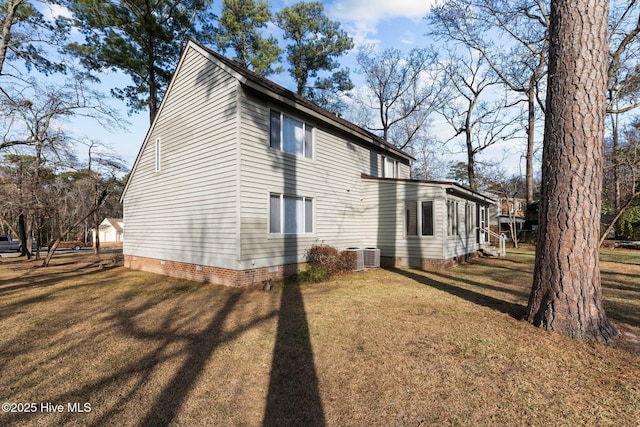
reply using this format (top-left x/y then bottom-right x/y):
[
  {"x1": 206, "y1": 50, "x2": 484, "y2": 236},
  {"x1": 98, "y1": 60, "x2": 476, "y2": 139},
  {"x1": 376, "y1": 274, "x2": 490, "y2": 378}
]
[
  {"x1": 122, "y1": 40, "x2": 414, "y2": 201},
  {"x1": 101, "y1": 218, "x2": 123, "y2": 232},
  {"x1": 192, "y1": 41, "x2": 413, "y2": 162}
]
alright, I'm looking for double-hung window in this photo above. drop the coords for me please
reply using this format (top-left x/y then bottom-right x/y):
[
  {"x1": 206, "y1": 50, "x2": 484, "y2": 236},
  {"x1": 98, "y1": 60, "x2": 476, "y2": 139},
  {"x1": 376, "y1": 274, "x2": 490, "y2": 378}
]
[
  {"x1": 405, "y1": 200, "x2": 434, "y2": 237},
  {"x1": 270, "y1": 194, "x2": 313, "y2": 234},
  {"x1": 383, "y1": 156, "x2": 398, "y2": 178},
  {"x1": 421, "y1": 201, "x2": 434, "y2": 236},
  {"x1": 270, "y1": 110, "x2": 313, "y2": 158},
  {"x1": 447, "y1": 200, "x2": 459, "y2": 236}
]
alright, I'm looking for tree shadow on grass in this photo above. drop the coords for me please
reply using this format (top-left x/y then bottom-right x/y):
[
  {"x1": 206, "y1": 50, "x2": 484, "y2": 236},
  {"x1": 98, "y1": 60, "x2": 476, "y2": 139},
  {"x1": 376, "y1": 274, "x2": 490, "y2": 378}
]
[
  {"x1": 263, "y1": 282, "x2": 326, "y2": 427},
  {"x1": 428, "y1": 268, "x2": 531, "y2": 301},
  {"x1": 394, "y1": 266, "x2": 640, "y2": 330},
  {"x1": 0, "y1": 254, "x2": 115, "y2": 295},
  {"x1": 390, "y1": 268, "x2": 527, "y2": 320},
  {"x1": 601, "y1": 270, "x2": 640, "y2": 295},
  {"x1": 0, "y1": 267, "x2": 114, "y2": 323},
  {"x1": 136, "y1": 292, "x2": 243, "y2": 426},
  {"x1": 2, "y1": 286, "x2": 279, "y2": 427}
]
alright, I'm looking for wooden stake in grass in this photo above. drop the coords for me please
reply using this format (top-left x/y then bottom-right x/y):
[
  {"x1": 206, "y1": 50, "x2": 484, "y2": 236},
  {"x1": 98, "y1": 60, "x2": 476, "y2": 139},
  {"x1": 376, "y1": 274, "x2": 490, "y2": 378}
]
[{"x1": 526, "y1": 0, "x2": 618, "y2": 343}]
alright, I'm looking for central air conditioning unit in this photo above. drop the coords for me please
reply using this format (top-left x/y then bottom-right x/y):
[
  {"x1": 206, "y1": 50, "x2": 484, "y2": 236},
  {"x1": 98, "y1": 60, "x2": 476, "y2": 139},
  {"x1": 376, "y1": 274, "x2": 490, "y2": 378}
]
[
  {"x1": 363, "y1": 248, "x2": 380, "y2": 268},
  {"x1": 345, "y1": 247, "x2": 365, "y2": 271}
]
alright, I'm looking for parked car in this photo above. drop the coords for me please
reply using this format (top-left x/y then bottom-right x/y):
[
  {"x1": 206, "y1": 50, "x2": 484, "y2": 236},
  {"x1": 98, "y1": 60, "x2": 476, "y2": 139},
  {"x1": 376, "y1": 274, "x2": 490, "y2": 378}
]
[
  {"x1": 0, "y1": 236, "x2": 20, "y2": 251},
  {"x1": 0, "y1": 236, "x2": 36, "y2": 252},
  {"x1": 58, "y1": 241, "x2": 90, "y2": 250}
]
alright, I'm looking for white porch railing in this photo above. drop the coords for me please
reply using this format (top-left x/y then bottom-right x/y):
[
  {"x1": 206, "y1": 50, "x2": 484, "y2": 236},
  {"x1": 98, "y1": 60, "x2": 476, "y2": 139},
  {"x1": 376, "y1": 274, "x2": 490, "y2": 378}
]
[{"x1": 479, "y1": 228, "x2": 506, "y2": 257}]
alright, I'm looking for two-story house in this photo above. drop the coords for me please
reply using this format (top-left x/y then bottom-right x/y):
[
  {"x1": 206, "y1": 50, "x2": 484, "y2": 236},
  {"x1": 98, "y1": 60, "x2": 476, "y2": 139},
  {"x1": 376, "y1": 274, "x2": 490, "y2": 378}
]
[
  {"x1": 121, "y1": 41, "x2": 495, "y2": 286},
  {"x1": 490, "y1": 196, "x2": 527, "y2": 239}
]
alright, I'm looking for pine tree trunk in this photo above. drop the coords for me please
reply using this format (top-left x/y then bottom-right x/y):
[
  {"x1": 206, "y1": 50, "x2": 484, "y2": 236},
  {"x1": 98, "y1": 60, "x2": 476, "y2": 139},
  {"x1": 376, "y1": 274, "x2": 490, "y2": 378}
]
[{"x1": 526, "y1": 0, "x2": 618, "y2": 343}]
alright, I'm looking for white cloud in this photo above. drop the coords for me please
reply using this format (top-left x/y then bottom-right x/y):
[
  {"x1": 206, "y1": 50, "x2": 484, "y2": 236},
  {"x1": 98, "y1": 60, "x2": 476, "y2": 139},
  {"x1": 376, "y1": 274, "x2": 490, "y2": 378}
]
[
  {"x1": 327, "y1": 0, "x2": 435, "y2": 48},
  {"x1": 328, "y1": 0, "x2": 434, "y2": 24},
  {"x1": 400, "y1": 31, "x2": 417, "y2": 46},
  {"x1": 341, "y1": 20, "x2": 381, "y2": 48}
]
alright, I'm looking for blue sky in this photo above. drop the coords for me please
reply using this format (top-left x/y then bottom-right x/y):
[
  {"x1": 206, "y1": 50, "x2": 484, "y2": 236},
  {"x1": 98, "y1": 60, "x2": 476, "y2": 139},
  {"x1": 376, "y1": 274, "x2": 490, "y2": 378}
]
[
  {"x1": 35, "y1": 0, "x2": 533, "y2": 179},
  {"x1": 53, "y1": 0, "x2": 439, "y2": 170}
]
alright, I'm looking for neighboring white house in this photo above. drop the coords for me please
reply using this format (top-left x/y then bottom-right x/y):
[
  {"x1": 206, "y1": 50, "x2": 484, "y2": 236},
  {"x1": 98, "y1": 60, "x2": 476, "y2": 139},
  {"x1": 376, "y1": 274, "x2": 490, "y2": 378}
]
[
  {"x1": 93, "y1": 218, "x2": 123, "y2": 244},
  {"x1": 120, "y1": 41, "x2": 496, "y2": 286}
]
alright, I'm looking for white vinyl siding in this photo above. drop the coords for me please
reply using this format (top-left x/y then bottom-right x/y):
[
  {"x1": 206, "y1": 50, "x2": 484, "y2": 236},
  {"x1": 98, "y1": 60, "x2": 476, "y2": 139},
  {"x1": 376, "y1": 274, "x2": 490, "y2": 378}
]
[
  {"x1": 123, "y1": 46, "x2": 239, "y2": 267},
  {"x1": 362, "y1": 179, "x2": 484, "y2": 264},
  {"x1": 362, "y1": 180, "x2": 445, "y2": 261},
  {"x1": 239, "y1": 92, "x2": 393, "y2": 268}
]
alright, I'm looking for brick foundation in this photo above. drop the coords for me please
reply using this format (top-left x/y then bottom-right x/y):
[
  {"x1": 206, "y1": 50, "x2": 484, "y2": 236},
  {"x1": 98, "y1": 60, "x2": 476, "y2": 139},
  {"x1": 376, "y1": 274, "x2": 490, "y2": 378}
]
[{"x1": 124, "y1": 255, "x2": 304, "y2": 287}]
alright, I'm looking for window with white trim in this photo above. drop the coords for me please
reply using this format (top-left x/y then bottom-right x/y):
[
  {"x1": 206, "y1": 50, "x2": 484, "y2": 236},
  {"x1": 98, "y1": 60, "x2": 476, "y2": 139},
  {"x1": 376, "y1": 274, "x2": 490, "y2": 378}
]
[
  {"x1": 465, "y1": 203, "x2": 474, "y2": 234},
  {"x1": 270, "y1": 110, "x2": 313, "y2": 158},
  {"x1": 405, "y1": 200, "x2": 434, "y2": 237},
  {"x1": 270, "y1": 194, "x2": 313, "y2": 234},
  {"x1": 447, "y1": 200, "x2": 459, "y2": 236},
  {"x1": 383, "y1": 156, "x2": 398, "y2": 178},
  {"x1": 422, "y1": 201, "x2": 434, "y2": 236},
  {"x1": 155, "y1": 137, "x2": 161, "y2": 172},
  {"x1": 405, "y1": 201, "x2": 418, "y2": 236}
]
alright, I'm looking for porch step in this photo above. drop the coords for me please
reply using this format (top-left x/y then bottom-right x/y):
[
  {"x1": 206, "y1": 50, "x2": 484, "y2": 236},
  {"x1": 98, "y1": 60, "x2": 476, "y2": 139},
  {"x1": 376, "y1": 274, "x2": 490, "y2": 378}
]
[{"x1": 480, "y1": 246, "x2": 500, "y2": 257}]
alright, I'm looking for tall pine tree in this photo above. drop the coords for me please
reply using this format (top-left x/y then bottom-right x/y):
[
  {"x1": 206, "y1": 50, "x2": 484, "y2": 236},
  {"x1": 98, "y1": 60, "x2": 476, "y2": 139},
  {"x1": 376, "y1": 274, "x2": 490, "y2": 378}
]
[
  {"x1": 275, "y1": 2, "x2": 353, "y2": 97},
  {"x1": 527, "y1": 0, "x2": 618, "y2": 343},
  {"x1": 214, "y1": 0, "x2": 281, "y2": 76},
  {"x1": 62, "y1": 0, "x2": 216, "y2": 123}
]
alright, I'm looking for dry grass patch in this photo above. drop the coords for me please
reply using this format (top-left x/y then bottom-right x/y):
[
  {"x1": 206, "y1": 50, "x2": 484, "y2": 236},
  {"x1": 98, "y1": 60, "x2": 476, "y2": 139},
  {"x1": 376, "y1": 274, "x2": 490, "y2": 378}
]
[{"x1": 0, "y1": 250, "x2": 639, "y2": 426}]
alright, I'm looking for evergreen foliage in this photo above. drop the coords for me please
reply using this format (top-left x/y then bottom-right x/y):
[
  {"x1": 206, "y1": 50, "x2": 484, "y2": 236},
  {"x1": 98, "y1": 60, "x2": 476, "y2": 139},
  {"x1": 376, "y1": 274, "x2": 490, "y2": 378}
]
[
  {"x1": 214, "y1": 0, "x2": 282, "y2": 76},
  {"x1": 61, "y1": 0, "x2": 217, "y2": 123},
  {"x1": 275, "y1": 2, "x2": 353, "y2": 96}
]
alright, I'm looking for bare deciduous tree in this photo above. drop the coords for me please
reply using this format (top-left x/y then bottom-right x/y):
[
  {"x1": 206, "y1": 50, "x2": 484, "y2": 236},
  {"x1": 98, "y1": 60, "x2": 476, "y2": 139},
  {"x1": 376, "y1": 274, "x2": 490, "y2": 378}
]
[
  {"x1": 439, "y1": 48, "x2": 522, "y2": 191},
  {"x1": 601, "y1": 119, "x2": 640, "y2": 243},
  {"x1": 429, "y1": 0, "x2": 549, "y2": 204},
  {"x1": 354, "y1": 46, "x2": 447, "y2": 149},
  {"x1": 0, "y1": 75, "x2": 121, "y2": 263}
]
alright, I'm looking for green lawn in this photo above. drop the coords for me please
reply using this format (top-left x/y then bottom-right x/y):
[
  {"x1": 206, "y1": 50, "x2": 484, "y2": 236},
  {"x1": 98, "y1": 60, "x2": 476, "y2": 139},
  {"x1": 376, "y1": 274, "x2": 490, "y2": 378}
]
[{"x1": 0, "y1": 248, "x2": 638, "y2": 426}]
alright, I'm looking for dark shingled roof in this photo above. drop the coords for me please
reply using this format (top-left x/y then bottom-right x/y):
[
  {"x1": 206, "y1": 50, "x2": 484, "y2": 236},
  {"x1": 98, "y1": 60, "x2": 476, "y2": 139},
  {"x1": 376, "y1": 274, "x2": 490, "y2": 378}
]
[{"x1": 194, "y1": 41, "x2": 414, "y2": 162}]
